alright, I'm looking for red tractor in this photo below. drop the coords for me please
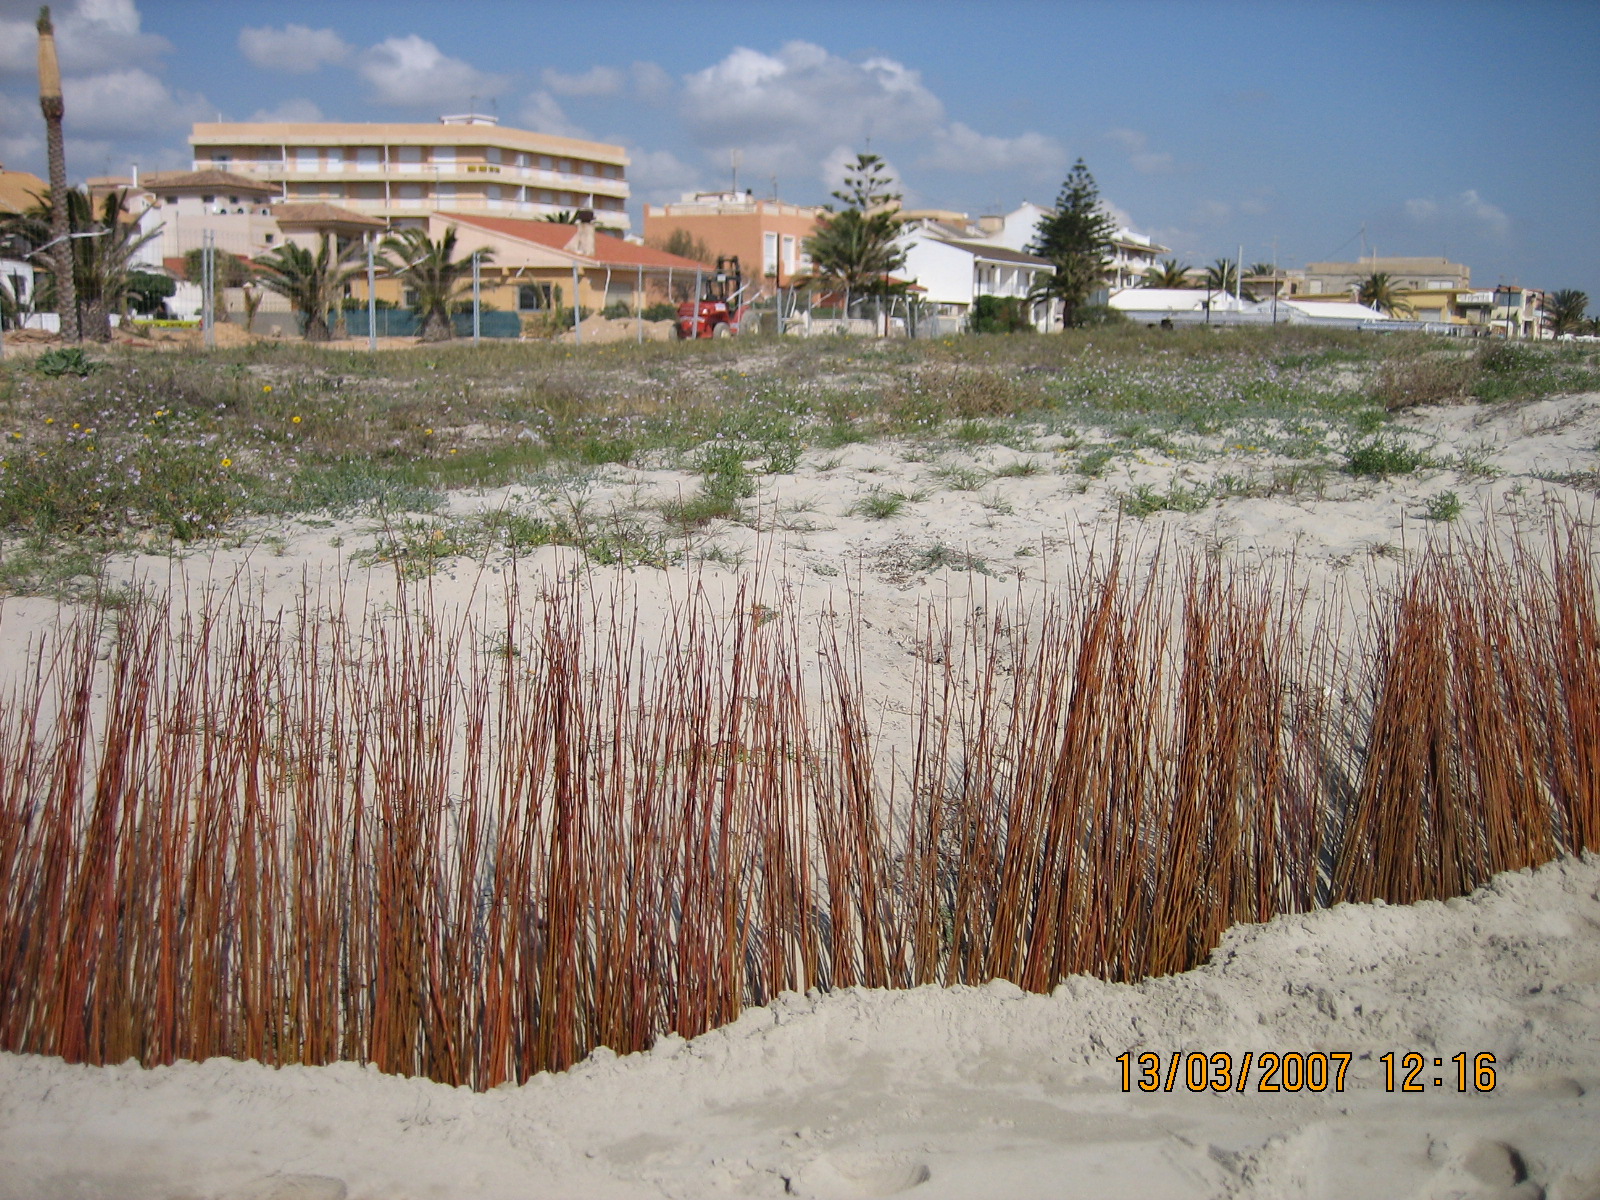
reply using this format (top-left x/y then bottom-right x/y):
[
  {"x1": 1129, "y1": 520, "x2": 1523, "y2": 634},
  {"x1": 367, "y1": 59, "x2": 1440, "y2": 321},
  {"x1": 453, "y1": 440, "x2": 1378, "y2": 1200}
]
[{"x1": 675, "y1": 256, "x2": 752, "y2": 338}]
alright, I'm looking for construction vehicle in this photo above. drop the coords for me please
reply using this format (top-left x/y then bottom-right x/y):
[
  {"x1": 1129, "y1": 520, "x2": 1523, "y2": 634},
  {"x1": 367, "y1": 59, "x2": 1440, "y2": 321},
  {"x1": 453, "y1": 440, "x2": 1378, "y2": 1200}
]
[{"x1": 675, "y1": 256, "x2": 751, "y2": 338}]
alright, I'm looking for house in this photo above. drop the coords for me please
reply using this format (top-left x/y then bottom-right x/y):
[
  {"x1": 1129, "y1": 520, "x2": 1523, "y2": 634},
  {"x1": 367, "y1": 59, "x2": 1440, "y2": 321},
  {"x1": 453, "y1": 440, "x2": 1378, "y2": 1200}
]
[
  {"x1": 0, "y1": 163, "x2": 46, "y2": 217},
  {"x1": 898, "y1": 225, "x2": 1055, "y2": 330},
  {"x1": 641, "y1": 191, "x2": 823, "y2": 298},
  {"x1": 902, "y1": 201, "x2": 1168, "y2": 298},
  {"x1": 189, "y1": 115, "x2": 631, "y2": 233},
  {"x1": 401, "y1": 211, "x2": 706, "y2": 319}
]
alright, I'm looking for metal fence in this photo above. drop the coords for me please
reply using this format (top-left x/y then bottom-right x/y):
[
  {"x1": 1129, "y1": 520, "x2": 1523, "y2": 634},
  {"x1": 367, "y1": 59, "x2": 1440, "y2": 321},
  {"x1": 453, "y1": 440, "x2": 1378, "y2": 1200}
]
[{"x1": 342, "y1": 310, "x2": 522, "y2": 339}]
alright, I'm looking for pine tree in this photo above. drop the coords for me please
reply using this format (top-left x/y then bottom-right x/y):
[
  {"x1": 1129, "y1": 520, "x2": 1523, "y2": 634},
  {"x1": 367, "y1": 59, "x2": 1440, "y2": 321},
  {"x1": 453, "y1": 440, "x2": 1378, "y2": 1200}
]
[
  {"x1": 803, "y1": 153, "x2": 906, "y2": 322},
  {"x1": 1028, "y1": 159, "x2": 1114, "y2": 328}
]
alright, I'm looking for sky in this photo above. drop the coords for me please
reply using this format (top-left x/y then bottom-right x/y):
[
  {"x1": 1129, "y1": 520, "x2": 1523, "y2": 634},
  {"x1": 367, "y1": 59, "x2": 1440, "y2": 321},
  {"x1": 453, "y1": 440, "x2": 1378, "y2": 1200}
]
[{"x1": 1, "y1": 0, "x2": 1596, "y2": 299}]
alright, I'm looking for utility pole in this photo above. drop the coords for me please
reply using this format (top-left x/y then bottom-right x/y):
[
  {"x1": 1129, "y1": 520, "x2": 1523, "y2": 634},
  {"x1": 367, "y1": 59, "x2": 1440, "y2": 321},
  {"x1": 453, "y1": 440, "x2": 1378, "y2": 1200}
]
[
  {"x1": 202, "y1": 231, "x2": 215, "y2": 349},
  {"x1": 471, "y1": 250, "x2": 481, "y2": 346},
  {"x1": 36, "y1": 7, "x2": 78, "y2": 342},
  {"x1": 365, "y1": 233, "x2": 377, "y2": 351}
]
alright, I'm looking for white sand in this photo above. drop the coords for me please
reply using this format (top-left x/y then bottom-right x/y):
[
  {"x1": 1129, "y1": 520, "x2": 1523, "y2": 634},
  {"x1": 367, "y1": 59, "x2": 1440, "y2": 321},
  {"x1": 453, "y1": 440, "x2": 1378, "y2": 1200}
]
[
  {"x1": 1, "y1": 390, "x2": 1597, "y2": 1199},
  {"x1": 2, "y1": 855, "x2": 1596, "y2": 1200}
]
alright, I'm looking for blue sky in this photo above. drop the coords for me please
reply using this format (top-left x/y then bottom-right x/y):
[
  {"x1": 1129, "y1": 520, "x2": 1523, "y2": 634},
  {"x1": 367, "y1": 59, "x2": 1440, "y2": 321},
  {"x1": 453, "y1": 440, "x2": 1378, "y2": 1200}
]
[{"x1": 2, "y1": 0, "x2": 1596, "y2": 298}]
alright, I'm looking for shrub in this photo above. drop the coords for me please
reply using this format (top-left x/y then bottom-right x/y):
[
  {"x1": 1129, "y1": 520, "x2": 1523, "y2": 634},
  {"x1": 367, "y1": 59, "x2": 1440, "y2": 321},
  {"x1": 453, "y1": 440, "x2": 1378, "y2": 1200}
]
[
  {"x1": 1346, "y1": 437, "x2": 1429, "y2": 478},
  {"x1": 969, "y1": 295, "x2": 1035, "y2": 335},
  {"x1": 1374, "y1": 355, "x2": 1479, "y2": 410},
  {"x1": 34, "y1": 347, "x2": 94, "y2": 378}
]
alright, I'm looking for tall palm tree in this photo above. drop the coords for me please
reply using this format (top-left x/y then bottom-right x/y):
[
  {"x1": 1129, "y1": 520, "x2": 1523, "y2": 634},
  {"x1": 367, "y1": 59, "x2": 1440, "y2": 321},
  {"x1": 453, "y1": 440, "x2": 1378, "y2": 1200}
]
[
  {"x1": 1143, "y1": 259, "x2": 1191, "y2": 288},
  {"x1": 1357, "y1": 272, "x2": 1415, "y2": 317},
  {"x1": 380, "y1": 225, "x2": 491, "y2": 342},
  {"x1": 254, "y1": 235, "x2": 363, "y2": 342},
  {"x1": 36, "y1": 7, "x2": 77, "y2": 341},
  {"x1": 1545, "y1": 289, "x2": 1590, "y2": 338}
]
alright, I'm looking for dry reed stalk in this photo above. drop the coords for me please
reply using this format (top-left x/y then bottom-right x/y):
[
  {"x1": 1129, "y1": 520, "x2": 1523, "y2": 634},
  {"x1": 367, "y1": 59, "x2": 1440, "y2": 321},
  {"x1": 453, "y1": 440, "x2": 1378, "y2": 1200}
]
[{"x1": 0, "y1": 522, "x2": 1592, "y2": 1090}]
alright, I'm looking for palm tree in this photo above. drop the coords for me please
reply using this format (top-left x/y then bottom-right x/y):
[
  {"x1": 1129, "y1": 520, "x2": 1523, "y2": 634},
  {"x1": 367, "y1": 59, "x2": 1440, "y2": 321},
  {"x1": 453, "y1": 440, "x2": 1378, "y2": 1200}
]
[
  {"x1": 23, "y1": 187, "x2": 161, "y2": 340},
  {"x1": 1203, "y1": 258, "x2": 1239, "y2": 295},
  {"x1": 541, "y1": 211, "x2": 580, "y2": 224},
  {"x1": 1143, "y1": 259, "x2": 1192, "y2": 288},
  {"x1": 36, "y1": 7, "x2": 77, "y2": 341},
  {"x1": 1545, "y1": 289, "x2": 1590, "y2": 338},
  {"x1": 381, "y1": 225, "x2": 490, "y2": 342},
  {"x1": 253, "y1": 235, "x2": 363, "y2": 342},
  {"x1": 1356, "y1": 272, "x2": 1415, "y2": 317}
]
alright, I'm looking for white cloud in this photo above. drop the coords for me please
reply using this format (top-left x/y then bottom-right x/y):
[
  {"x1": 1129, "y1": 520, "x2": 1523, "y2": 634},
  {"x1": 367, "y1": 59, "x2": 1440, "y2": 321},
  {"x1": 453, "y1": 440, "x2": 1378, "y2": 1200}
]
[
  {"x1": 1404, "y1": 189, "x2": 1509, "y2": 237},
  {"x1": 517, "y1": 90, "x2": 587, "y2": 139},
  {"x1": 630, "y1": 61, "x2": 674, "y2": 103},
  {"x1": 681, "y1": 42, "x2": 945, "y2": 182},
  {"x1": 358, "y1": 34, "x2": 509, "y2": 109},
  {"x1": 541, "y1": 65, "x2": 624, "y2": 98},
  {"x1": 0, "y1": 90, "x2": 41, "y2": 168},
  {"x1": 1107, "y1": 127, "x2": 1175, "y2": 175},
  {"x1": 62, "y1": 67, "x2": 209, "y2": 137},
  {"x1": 1459, "y1": 188, "x2": 1509, "y2": 236},
  {"x1": 1, "y1": 0, "x2": 169, "y2": 76},
  {"x1": 628, "y1": 147, "x2": 703, "y2": 205},
  {"x1": 921, "y1": 122, "x2": 1065, "y2": 177},
  {"x1": 249, "y1": 97, "x2": 325, "y2": 123},
  {"x1": 239, "y1": 24, "x2": 350, "y2": 74}
]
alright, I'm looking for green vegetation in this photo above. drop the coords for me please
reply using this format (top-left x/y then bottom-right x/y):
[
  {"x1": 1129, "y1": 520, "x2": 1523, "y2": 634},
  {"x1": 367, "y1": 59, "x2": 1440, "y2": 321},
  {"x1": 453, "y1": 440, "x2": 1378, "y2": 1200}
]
[
  {"x1": 1028, "y1": 158, "x2": 1113, "y2": 328},
  {"x1": 0, "y1": 326, "x2": 1595, "y2": 590},
  {"x1": 1423, "y1": 490, "x2": 1464, "y2": 522},
  {"x1": 1346, "y1": 437, "x2": 1430, "y2": 479}
]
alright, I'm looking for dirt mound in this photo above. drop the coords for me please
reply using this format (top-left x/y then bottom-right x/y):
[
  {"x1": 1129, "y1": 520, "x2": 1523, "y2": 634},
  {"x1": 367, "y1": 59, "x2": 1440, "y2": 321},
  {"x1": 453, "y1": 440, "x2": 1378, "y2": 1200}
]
[{"x1": 556, "y1": 315, "x2": 677, "y2": 345}]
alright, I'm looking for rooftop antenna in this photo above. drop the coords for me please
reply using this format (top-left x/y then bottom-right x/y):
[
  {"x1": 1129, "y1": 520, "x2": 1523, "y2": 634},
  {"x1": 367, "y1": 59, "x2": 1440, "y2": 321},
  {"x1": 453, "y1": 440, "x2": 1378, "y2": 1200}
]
[
  {"x1": 730, "y1": 149, "x2": 742, "y2": 195},
  {"x1": 770, "y1": 173, "x2": 778, "y2": 202}
]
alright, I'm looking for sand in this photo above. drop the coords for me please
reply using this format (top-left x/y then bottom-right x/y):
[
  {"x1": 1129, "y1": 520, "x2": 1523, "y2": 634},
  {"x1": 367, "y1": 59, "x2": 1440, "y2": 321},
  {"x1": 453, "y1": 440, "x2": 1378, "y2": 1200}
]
[
  {"x1": 1, "y1": 387, "x2": 1597, "y2": 1199},
  {"x1": 1, "y1": 855, "x2": 1596, "y2": 1200}
]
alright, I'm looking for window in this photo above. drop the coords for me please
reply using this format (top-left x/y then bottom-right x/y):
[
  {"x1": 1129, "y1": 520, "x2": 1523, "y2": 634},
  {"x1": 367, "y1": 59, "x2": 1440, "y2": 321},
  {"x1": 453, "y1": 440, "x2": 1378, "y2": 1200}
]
[
  {"x1": 486, "y1": 147, "x2": 501, "y2": 164},
  {"x1": 202, "y1": 194, "x2": 215, "y2": 204},
  {"x1": 518, "y1": 283, "x2": 555, "y2": 311},
  {"x1": 264, "y1": 233, "x2": 275, "y2": 244},
  {"x1": 539, "y1": 155, "x2": 553, "y2": 171},
  {"x1": 782, "y1": 235, "x2": 797, "y2": 273},
  {"x1": 165, "y1": 195, "x2": 179, "y2": 205},
  {"x1": 581, "y1": 161, "x2": 596, "y2": 176},
  {"x1": 763, "y1": 231, "x2": 778, "y2": 275},
  {"x1": 397, "y1": 146, "x2": 423, "y2": 164},
  {"x1": 228, "y1": 195, "x2": 239, "y2": 205},
  {"x1": 433, "y1": 146, "x2": 456, "y2": 166},
  {"x1": 398, "y1": 183, "x2": 423, "y2": 200},
  {"x1": 356, "y1": 147, "x2": 380, "y2": 169}
]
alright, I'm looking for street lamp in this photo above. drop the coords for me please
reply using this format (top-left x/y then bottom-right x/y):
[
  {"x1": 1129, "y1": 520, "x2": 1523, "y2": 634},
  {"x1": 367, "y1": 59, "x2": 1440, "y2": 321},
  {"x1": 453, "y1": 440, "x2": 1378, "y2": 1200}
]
[{"x1": 1494, "y1": 285, "x2": 1519, "y2": 340}]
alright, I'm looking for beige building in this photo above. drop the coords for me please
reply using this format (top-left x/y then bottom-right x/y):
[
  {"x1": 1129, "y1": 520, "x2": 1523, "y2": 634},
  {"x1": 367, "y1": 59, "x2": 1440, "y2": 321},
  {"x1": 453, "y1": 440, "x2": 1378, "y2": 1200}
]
[
  {"x1": 642, "y1": 191, "x2": 823, "y2": 298},
  {"x1": 189, "y1": 114, "x2": 631, "y2": 233}
]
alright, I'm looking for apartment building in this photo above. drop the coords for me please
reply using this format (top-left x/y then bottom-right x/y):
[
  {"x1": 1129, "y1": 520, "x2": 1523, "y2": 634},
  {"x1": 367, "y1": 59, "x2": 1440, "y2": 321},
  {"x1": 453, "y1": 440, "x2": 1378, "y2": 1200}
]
[
  {"x1": 189, "y1": 115, "x2": 631, "y2": 233},
  {"x1": 641, "y1": 191, "x2": 823, "y2": 296}
]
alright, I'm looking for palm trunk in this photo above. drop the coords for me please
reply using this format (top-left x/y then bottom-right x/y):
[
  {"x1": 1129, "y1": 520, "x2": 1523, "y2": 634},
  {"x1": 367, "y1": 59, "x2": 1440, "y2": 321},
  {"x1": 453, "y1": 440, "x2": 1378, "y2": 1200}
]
[{"x1": 38, "y1": 10, "x2": 78, "y2": 343}]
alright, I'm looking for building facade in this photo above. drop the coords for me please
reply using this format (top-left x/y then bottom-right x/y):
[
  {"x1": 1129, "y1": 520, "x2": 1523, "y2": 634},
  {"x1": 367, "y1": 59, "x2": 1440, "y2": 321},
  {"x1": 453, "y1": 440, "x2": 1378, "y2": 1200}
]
[
  {"x1": 189, "y1": 115, "x2": 631, "y2": 233},
  {"x1": 641, "y1": 191, "x2": 823, "y2": 297}
]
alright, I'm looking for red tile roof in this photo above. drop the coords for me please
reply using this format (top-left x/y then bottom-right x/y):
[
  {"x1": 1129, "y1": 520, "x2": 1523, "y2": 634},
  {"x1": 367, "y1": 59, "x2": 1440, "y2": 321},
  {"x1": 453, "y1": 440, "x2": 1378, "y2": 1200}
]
[{"x1": 443, "y1": 212, "x2": 705, "y2": 271}]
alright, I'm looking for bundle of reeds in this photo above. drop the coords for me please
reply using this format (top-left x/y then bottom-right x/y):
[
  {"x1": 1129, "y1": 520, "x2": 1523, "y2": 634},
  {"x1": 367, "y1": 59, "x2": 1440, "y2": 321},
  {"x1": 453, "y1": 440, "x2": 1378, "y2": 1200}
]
[{"x1": 0, "y1": 523, "x2": 1592, "y2": 1088}]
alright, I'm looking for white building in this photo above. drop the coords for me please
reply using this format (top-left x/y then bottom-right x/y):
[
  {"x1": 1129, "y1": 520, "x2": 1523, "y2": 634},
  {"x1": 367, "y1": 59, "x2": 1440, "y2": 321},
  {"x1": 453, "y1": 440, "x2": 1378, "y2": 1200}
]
[{"x1": 898, "y1": 225, "x2": 1055, "y2": 329}]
